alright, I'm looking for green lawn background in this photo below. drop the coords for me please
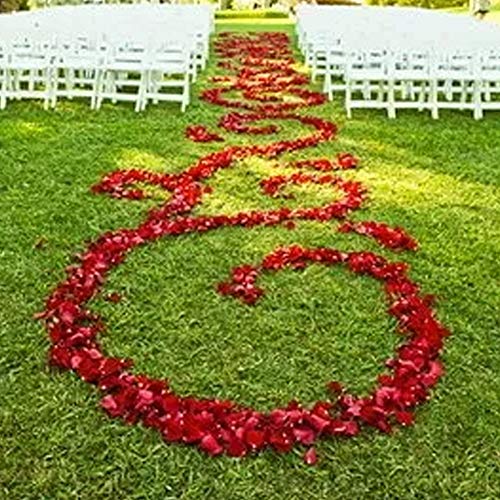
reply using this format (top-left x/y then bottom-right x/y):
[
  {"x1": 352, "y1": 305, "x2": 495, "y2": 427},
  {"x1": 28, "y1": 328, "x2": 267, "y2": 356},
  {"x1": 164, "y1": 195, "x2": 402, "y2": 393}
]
[{"x1": 0, "y1": 20, "x2": 499, "y2": 500}]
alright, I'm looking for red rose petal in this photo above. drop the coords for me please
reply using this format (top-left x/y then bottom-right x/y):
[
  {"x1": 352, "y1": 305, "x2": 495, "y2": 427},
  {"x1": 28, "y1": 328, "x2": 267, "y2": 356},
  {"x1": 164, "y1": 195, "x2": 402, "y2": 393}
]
[
  {"x1": 395, "y1": 411, "x2": 415, "y2": 427},
  {"x1": 245, "y1": 429, "x2": 266, "y2": 450}
]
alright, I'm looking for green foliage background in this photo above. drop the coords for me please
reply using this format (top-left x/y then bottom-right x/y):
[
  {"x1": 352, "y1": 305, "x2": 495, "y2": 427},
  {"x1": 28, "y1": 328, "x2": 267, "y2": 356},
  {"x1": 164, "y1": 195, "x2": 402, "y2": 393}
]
[{"x1": 0, "y1": 0, "x2": 472, "y2": 13}]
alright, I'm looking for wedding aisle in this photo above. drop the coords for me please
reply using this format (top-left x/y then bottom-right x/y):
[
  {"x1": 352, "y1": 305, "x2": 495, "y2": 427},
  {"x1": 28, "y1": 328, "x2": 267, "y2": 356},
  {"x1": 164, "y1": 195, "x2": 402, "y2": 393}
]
[
  {"x1": 1, "y1": 21, "x2": 498, "y2": 500},
  {"x1": 41, "y1": 30, "x2": 448, "y2": 463}
]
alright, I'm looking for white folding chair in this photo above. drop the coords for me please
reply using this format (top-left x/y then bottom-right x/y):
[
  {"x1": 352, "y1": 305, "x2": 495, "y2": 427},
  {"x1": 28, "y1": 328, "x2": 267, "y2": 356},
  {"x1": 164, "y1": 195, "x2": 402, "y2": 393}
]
[
  {"x1": 141, "y1": 41, "x2": 190, "y2": 113},
  {"x1": 308, "y1": 33, "x2": 336, "y2": 83},
  {"x1": 95, "y1": 40, "x2": 148, "y2": 112},
  {"x1": 323, "y1": 39, "x2": 346, "y2": 101},
  {"x1": 477, "y1": 52, "x2": 500, "y2": 119},
  {"x1": 429, "y1": 51, "x2": 480, "y2": 120},
  {"x1": 5, "y1": 37, "x2": 54, "y2": 110},
  {"x1": 345, "y1": 49, "x2": 391, "y2": 118},
  {"x1": 51, "y1": 37, "x2": 103, "y2": 109},
  {"x1": 387, "y1": 50, "x2": 432, "y2": 118}
]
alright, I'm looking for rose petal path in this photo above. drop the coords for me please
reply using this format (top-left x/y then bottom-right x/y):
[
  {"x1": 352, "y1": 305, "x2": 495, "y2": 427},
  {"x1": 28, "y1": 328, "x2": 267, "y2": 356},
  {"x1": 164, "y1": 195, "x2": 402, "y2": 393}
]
[{"x1": 38, "y1": 32, "x2": 450, "y2": 464}]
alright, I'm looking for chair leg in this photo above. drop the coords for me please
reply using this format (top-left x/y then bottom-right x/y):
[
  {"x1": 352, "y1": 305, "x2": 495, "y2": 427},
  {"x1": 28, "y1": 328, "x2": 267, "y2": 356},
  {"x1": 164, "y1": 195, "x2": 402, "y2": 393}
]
[
  {"x1": 13, "y1": 71, "x2": 21, "y2": 98},
  {"x1": 324, "y1": 72, "x2": 332, "y2": 101},
  {"x1": 3, "y1": 71, "x2": 11, "y2": 109},
  {"x1": 459, "y1": 81, "x2": 468, "y2": 110},
  {"x1": 140, "y1": 71, "x2": 150, "y2": 112},
  {"x1": 135, "y1": 71, "x2": 147, "y2": 113},
  {"x1": 141, "y1": 82, "x2": 148, "y2": 112},
  {"x1": 473, "y1": 81, "x2": 483, "y2": 120},
  {"x1": 484, "y1": 81, "x2": 491, "y2": 102},
  {"x1": 95, "y1": 71, "x2": 106, "y2": 110},
  {"x1": 430, "y1": 80, "x2": 439, "y2": 120},
  {"x1": 42, "y1": 69, "x2": 50, "y2": 111},
  {"x1": 152, "y1": 71, "x2": 160, "y2": 105},
  {"x1": 68, "y1": 68, "x2": 75, "y2": 100},
  {"x1": 0, "y1": 74, "x2": 6, "y2": 110},
  {"x1": 345, "y1": 82, "x2": 352, "y2": 119},
  {"x1": 185, "y1": 72, "x2": 191, "y2": 107},
  {"x1": 444, "y1": 80, "x2": 452, "y2": 101},
  {"x1": 28, "y1": 69, "x2": 35, "y2": 93},
  {"x1": 401, "y1": 81, "x2": 408, "y2": 100},
  {"x1": 91, "y1": 69, "x2": 102, "y2": 110},
  {"x1": 362, "y1": 81, "x2": 370, "y2": 100},
  {"x1": 182, "y1": 75, "x2": 190, "y2": 113},
  {"x1": 111, "y1": 73, "x2": 117, "y2": 104},
  {"x1": 377, "y1": 81, "x2": 384, "y2": 103},
  {"x1": 387, "y1": 80, "x2": 396, "y2": 119},
  {"x1": 50, "y1": 68, "x2": 57, "y2": 109}
]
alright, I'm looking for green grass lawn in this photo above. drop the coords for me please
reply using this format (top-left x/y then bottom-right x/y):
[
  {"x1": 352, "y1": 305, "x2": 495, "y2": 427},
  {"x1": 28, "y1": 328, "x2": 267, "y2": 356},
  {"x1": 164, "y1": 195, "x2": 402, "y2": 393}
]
[{"x1": 1, "y1": 20, "x2": 499, "y2": 500}]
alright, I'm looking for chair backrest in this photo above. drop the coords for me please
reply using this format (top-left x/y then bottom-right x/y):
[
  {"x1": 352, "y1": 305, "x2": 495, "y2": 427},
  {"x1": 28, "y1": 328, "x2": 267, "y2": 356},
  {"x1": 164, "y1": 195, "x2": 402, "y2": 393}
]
[
  {"x1": 105, "y1": 40, "x2": 148, "y2": 70},
  {"x1": 149, "y1": 41, "x2": 190, "y2": 73},
  {"x1": 56, "y1": 38, "x2": 102, "y2": 68},
  {"x1": 346, "y1": 50, "x2": 388, "y2": 81},
  {"x1": 8, "y1": 36, "x2": 53, "y2": 68},
  {"x1": 479, "y1": 52, "x2": 500, "y2": 81},
  {"x1": 389, "y1": 50, "x2": 431, "y2": 80},
  {"x1": 431, "y1": 51, "x2": 476, "y2": 80}
]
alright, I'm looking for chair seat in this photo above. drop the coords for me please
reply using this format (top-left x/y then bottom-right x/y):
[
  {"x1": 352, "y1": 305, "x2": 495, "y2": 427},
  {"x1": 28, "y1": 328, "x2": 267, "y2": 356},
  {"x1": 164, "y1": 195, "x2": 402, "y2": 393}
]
[
  {"x1": 104, "y1": 62, "x2": 146, "y2": 72},
  {"x1": 58, "y1": 58, "x2": 102, "y2": 70},
  {"x1": 480, "y1": 71, "x2": 500, "y2": 82},
  {"x1": 391, "y1": 71, "x2": 430, "y2": 81},
  {"x1": 7, "y1": 61, "x2": 50, "y2": 71},
  {"x1": 348, "y1": 71, "x2": 387, "y2": 81},
  {"x1": 149, "y1": 63, "x2": 186, "y2": 74}
]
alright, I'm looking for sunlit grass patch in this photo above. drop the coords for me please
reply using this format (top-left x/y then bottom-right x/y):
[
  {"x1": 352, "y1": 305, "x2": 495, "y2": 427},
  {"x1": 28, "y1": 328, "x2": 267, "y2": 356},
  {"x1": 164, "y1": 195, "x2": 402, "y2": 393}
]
[
  {"x1": 115, "y1": 148, "x2": 169, "y2": 172},
  {"x1": 196, "y1": 156, "x2": 344, "y2": 216}
]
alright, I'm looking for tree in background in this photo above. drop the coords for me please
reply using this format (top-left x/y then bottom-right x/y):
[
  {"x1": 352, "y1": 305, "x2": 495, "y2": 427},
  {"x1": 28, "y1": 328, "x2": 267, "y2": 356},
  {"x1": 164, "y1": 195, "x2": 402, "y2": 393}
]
[
  {"x1": 0, "y1": 0, "x2": 471, "y2": 12},
  {"x1": 365, "y1": 0, "x2": 467, "y2": 6},
  {"x1": 0, "y1": 0, "x2": 29, "y2": 12}
]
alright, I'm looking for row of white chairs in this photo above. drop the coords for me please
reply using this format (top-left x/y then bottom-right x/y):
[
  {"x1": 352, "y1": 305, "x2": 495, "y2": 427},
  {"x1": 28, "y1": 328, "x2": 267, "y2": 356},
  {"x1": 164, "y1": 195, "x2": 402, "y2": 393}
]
[
  {"x1": 0, "y1": 4, "x2": 214, "y2": 112},
  {"x1": 0, "y1": 4, "x2": 215, "y2": 37},
  {"x1": 341, "y1": 50, "x2": 500, "y2": 120},
  {"x1": 0, "y1": 5, "x2": 214, "y2": 60},
  {"x1": 297, "y1": 6, "x2": 500, "y2": 57},
  {"x1": 0, "y1": 38, "x2": 194, "y2": 112},
  {"x1": 297, "y1": 5, "x2": 500, "y2": 119}
]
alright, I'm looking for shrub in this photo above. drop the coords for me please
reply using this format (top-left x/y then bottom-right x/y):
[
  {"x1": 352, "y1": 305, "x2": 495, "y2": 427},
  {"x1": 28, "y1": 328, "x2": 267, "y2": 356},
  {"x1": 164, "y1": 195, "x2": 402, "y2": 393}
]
[
  {"x1": 215, "y1": 8, "x2": 289, "y2": 18},
  {"x1": 316, "y1": 0, "x2": 359, "y2": 5},
  {"x1": 0, "y1": 0, "x2": 29, "y2": 12},
  {"x1": 365, "y1": 0, "x2": 467, "y2": 6}
]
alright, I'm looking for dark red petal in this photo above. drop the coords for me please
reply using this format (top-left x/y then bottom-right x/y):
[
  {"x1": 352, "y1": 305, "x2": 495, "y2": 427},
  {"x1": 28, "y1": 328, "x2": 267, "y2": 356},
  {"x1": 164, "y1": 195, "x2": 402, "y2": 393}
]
[
  {"x1": 226, "y1": 436, "x2": 248, "y2": 457},
  {"x1": 395, "y1": 411, "x2": 415, "y2": 427},
  {"x1": 245, "y1": 429, "x2": 266, "y2": 450}
]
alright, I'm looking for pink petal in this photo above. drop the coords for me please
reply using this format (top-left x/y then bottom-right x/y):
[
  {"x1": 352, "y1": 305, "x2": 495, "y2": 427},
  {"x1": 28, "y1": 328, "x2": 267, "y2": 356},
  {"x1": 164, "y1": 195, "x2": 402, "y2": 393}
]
[{"x1": 303, "y1": 447, "x2": 318, "y2": 466}]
